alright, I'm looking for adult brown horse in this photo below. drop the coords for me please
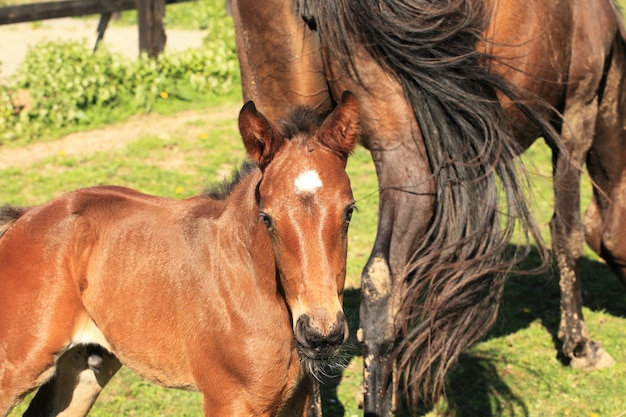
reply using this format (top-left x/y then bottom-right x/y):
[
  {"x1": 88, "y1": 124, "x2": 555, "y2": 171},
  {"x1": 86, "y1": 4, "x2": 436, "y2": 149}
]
[
  {"x1": 233, "y1": 0, "x2": 626, "y2": 414},
  {"x1": 0, "y1": 94, "x2": 360, "y2": 416}
]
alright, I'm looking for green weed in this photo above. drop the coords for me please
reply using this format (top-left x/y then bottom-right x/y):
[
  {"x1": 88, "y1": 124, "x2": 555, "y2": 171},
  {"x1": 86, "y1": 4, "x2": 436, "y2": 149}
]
[{"x1": 0, "y1": 0, "x2": 239, "y2": 145}]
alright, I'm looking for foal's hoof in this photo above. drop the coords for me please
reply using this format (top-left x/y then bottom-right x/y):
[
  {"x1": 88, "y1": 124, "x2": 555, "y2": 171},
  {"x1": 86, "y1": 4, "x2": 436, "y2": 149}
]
[{"x1": 569, "y1": 341, "x2": 615, "y2": 370}]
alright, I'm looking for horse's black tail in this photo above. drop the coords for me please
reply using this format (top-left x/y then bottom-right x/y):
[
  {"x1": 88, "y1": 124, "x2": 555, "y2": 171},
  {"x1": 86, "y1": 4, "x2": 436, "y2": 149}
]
[
  {"x1": 311, "y1": 0, "x2": 560, "y2": 408},
  {"x1": 0, "y1": 205, "x2": 28, "y2": 239}
]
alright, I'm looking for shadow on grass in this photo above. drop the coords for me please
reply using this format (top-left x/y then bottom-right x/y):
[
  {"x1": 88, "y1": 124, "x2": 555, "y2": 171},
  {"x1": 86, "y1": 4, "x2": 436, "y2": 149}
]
[
  {"x1": 324, "y1": 245, "x2": 626, "y2": 416},
  {"x1": 492, "y1": 246, "x2": 626, "y2": 358},
  {"x1": 438, "y1": 246, "x2": 625, "y2": 416}
]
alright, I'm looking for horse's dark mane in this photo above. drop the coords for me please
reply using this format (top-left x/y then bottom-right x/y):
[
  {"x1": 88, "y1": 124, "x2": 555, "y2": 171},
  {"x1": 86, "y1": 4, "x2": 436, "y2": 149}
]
[
  {"x1": 202, "y1": 161, "x2": 258, "y2": 200},
  {"x1": 307, "y1": 0, "x2": 558, "y2": 408},
  {"x1": 278, "y1": 105, "x2": 323, "y2": 139}
]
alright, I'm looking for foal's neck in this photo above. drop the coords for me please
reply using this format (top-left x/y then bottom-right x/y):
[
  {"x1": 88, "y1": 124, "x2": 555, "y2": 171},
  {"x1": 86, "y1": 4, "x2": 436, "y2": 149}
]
[{"x1": 209, "y1": 167, "x2": 278, "y2": 286}]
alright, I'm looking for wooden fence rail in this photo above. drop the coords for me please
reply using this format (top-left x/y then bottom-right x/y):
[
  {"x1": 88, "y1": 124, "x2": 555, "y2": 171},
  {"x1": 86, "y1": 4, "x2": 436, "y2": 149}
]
[{"x1": 0, "y1": 0, "x2": 194, "y2": 57}]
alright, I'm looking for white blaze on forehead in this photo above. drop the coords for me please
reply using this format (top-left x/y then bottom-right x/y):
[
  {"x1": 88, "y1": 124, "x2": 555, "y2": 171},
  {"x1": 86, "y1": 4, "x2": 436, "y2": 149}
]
[{"x1": 294, "y1": 169, "x2": 323, "y2": 194}]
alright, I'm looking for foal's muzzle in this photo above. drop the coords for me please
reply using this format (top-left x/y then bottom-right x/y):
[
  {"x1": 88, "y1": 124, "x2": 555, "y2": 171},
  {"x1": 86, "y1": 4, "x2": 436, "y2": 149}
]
[{"x1": 294, "y1": 311, "x2": 349, "y2": 360}]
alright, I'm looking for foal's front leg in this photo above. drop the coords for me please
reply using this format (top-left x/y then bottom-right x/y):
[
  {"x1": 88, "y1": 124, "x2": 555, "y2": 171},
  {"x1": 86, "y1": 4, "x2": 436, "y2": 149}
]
[
  {"x1": 23, "y1": 345, "x2": 121, "y2": 417},
  {"x1": 200, "y1": 375, "x2": 317, "y2": 417},
  {"x1": 277, "y1": 376, "x2": 319, "y2": 417}
]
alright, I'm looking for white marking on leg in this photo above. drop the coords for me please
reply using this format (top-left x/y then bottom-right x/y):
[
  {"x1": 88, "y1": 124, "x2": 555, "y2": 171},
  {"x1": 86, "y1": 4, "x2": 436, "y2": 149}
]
[{"x1": 294, "y1": 170, "x2": 322, "y2": 194}]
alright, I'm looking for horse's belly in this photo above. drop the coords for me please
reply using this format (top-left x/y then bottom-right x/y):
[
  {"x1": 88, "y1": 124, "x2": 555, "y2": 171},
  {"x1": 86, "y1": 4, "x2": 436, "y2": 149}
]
[
  {"x1": 72, "y1": 309, "x2": 198, "y2": 390},
  {"x1": 71, "y1": 314, "x2": 112, "y2": 349}
]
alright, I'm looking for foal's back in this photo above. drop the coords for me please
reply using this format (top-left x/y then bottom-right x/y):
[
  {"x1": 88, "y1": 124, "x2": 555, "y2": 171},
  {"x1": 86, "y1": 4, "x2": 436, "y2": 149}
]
[{"x1": 0, "y1": 183, "x2": 297, "y2": 414}]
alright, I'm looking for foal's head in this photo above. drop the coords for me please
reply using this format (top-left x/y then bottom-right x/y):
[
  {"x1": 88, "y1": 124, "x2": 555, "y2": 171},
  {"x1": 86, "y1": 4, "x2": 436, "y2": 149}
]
[{"x1": 239, "y1": 93, "x2": 359, "y2": 362}]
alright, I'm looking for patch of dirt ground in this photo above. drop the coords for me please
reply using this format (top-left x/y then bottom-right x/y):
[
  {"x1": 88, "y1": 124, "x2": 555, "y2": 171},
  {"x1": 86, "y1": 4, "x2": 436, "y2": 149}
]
[
  {"x1": 0, "y1": 104, "x2": 241, "y2": 170},
  {"x1": 0, "y1": 17, "x2": 205, "y2": 79}
]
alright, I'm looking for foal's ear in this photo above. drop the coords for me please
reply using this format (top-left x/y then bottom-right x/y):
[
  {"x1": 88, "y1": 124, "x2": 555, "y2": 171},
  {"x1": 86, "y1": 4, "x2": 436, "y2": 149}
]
[
  {"x1": 239, "y1": 101, "x2": 284, "y2": 170},
  {"x1": 318, "y1": 91, "x2": 360, "y2": 162}
]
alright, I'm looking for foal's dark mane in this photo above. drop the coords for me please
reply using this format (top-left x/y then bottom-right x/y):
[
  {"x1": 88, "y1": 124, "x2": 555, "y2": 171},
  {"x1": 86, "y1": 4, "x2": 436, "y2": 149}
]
[
  {"x1": 202, "y1": 161, "x2": 259, "y2": 200},
  {"x1": 304, "y1": 0, "x2": 559, "y2": 407},
  {"x1": 0, "y1": 205, "x2": 27, "y2": 239},
  {"x1": 203, "y1": 106, "x2": 323, "y2": 201}
]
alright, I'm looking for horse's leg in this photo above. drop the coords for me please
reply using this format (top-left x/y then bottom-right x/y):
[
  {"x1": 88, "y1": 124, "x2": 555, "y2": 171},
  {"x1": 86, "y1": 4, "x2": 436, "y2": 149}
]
[
  {"x1": 584, "y1": 34, "x2": 626, "y2": 288},
  {"x1": 360, "y1": 139, "x2": 434, "y2": 416},
  {"x1": 0, "y1": 247, "x2": 107, "y2": 416},
  {"x1": 358, "y1": 204, "x2": 395, "y2": 416},
  {"x1": 583, "y1": 195, "x2": 603, "y2": 256},
  {"x1": 196, "y1": 362, "x2": 316, "y2": 417},
  {"x1": 584, "y1": 183, "x2": 626, "y2": 287},
  {"x1": 23, "y1": 345, "x2": 121, "y2": 417},
  {"x1": 550, "y1": 94, "x2": 614, "y2": 370},
  {"x1": 0, "y1": 303, "x2": 71, "y2": 415},
  {"x1": 588, "y1": 179, "x2": 626, "y2": 287},
  {"x1": 0, "y1": 344, "x2": 74, "y2": 415},
  {"x1": 583, "y1": 176, "x2": 626, "y2": 287},
  {"x1": 551, "y1": 15, "x2": 625, "y2": 369},
  {"x1": 0, "y1": 311, "x2": 58, "y2": 414},
  {"x1": 306, "y1": 380, "x2": 321, "y2": 417}
]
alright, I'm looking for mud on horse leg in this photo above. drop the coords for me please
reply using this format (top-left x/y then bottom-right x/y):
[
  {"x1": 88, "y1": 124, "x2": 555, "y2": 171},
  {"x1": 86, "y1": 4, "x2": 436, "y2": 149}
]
[
  {"x1": 359, "y1": 133, "x2": 434, "y2": 416},
  {"x1": 551, "y1": 156, "x2": 614, "y2": 369},
  {"x1": 359, "y1": 244, "x2": 394, "y2": 416},
  {"x1": 581, "y1": 30, "x2": 626, "y2": 366},
  {"x1": 550, "y1": 90, "x2": 614, "y2": 370}
]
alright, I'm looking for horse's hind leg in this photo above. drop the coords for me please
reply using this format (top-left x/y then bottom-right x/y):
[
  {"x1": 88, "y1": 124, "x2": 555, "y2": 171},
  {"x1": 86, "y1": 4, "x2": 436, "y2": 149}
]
[
  {"x1": 584, "y1": 177, "x2": 626, "y2": 288},
  {"x1": 584, "y1": 190, "x2": 626, "y2": 286},
  {"x1": 551, "y1": 83, "x2": 614, "y2": 370},
  {"x1": 23, "y1": 345, "x2": 121, "y2": 417},
  {"x1": 584, "y1": 34, "x2": 626, "y2": 288},
  {"x1": 555, "y1": 31, "x2": 626, "y2": 370}
]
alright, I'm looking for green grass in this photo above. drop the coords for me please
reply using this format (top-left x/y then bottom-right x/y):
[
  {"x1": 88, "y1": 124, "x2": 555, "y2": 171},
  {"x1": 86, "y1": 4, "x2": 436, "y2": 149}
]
[{"x1": 4, "y1": 100, "x2": 626, "y2": 417}]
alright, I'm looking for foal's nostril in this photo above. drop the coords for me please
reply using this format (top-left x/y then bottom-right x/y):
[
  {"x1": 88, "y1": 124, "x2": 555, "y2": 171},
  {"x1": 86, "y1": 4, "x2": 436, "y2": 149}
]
[
  {"x1": 295, "y1": 312, "x2": 349, "y2": 359},
  {"x1": 294, "y1": 315, "x2": 312, "y2": 348},
  {"x1": 328, "y1": 311, "x2": 350, "y2": 345}
]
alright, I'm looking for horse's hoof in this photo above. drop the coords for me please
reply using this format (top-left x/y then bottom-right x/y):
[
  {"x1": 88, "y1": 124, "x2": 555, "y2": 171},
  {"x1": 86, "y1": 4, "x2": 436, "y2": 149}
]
[{"x1": 569, "y1": 341, "x2": 615, "y2": 370}]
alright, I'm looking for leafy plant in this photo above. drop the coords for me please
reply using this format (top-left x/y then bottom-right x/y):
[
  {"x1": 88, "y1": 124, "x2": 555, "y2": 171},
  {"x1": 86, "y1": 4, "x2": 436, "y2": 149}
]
[{"x1": 0, "y1": 0, "x2": 239, "y2": 145}]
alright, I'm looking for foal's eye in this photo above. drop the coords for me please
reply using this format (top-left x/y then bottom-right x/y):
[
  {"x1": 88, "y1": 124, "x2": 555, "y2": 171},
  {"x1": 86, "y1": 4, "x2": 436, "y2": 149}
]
[
  {"x1": 258, "y1": 212, "x2": 273, "y2": 230},
  {"x1": 344, "y1": 204, "x2": 357, "y2": 224}
]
